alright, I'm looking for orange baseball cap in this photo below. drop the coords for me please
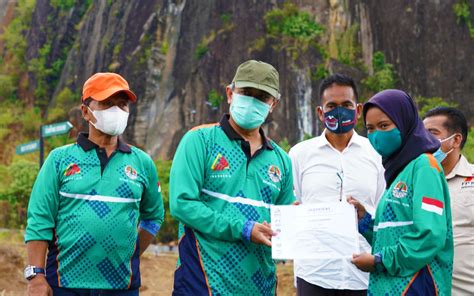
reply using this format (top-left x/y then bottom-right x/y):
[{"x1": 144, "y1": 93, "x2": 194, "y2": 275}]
[{"x1": 81, "y1": 72, "x2": 137, "y2": 102}]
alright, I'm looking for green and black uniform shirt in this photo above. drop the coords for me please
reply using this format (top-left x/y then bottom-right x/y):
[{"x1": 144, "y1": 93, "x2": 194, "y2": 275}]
[
  {"x1": 359, "y1": 153, "x2": 453, "y2": 295},
  {"x1": 170, "y1": 115, "x2": 295, "y2": 295},
  {"x1": 25, "y1": 133, "x2": 164, "y2": 290}
]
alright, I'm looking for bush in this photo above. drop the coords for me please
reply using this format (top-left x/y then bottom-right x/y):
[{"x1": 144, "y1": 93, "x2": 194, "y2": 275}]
[
  {"x1": 415, "y1": 96, "x2": 458, "y2": 118},
  {"x1": 264, "y1": 2, "x2": 324, "y2": 59},
  {"x1": 453, "y1": 0, "x2": 474, "y2": 38},
  {"x1": 195, "y1": 42, "x2": 209, "y2": 60},
  {"x1": 208, "y1": 89, "x2": 224, "y2": 108},
  {"x1": 0, "y1": 159, "x2": 38, "y2": 227},
  {"x1": 363, "y1": 51, "x2": 396, "y2": 93}
]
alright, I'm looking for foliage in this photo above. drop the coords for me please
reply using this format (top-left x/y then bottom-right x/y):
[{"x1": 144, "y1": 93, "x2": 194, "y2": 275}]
[
  {"x1": 249, "y1": 36, "x2": 266, "y2": 53},
  {"x1": 28, "y1": 43, "x2": 54, "y2": 101},
  {"x1": 311, "y1": 64, "x2": 329, "y2": 81},
  {"x1": 113, "y1": 44, "x2": 122, "y2": 57},
  {"x1": 335, "y1": 24, "x2": 362, "y2": 67},
  {"x1": 47, "y1": 87, "x2": 78, "y2": 122},
  {"x1": 453, "y1": 0, "x2": 474, "y2": 38},
  {"x1": 194, "y1": 16, "x2": 233, "y2": 60},
  {"x1": 0, "y1": 75, "x2": 17, "y2": 100},
  {"x1": 464, "y1": 128, "x2": 474, "y2": 163},
  {"x1": 220, "y1": 13, "x2": 232, "y2": 25},
  {"x1": 207, "y1": 89, "x2": 224, "y2": 108},
  {"x1": 0, "y1": 159, "x2": 38, "y2": 227},
  {"x1": 154, "y1": 159, "x2": 177, "y2": 243},
  {"x1": 264, "y1": 2, "x2": 324, "y2": 59},
  {"x1": 49, "y1": 0, "x2": 74, "y2": 10},
  {"x1": 160, "y1": 40, "x2": 169, "y2": 55},
  {"x1": 415, "y1": 96, "x2": 459, "y2": 118},
  {"x1": 363, "y1": 51, "x2": 396, "y2": 93},
  {"x1": 195, "y1": 39, "x2": 210, "y2": 60},
  {"x1": 0, "y1": 0, "x2": 36, "y2": 98},
  {"x1": 278, "y1": 138, "x2": 291, "y2": 152}
]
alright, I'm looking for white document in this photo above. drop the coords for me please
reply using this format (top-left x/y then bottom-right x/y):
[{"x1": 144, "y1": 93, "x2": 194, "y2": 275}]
[{"x1": 271, "y1": 202, "x2": 360, "y2": 260}]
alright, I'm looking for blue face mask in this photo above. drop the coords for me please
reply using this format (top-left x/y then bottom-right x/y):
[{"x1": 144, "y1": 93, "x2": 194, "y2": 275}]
[
  {"x1": 368, "y1": 128, "x2": 403, "y2": 158},
  {"x1": 230, "y1": 93, "x2": 271, "y2": 130},
  {"x1": 323, "y1": 106, "x2": 357, "y2": 134},
  {"x1": 433, "y1": 133, "x2": 456, "y2": 163}
]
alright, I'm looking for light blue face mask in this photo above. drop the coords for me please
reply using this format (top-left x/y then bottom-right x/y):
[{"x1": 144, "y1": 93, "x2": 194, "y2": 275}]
[
  {"x1": 230, "y1": 93, "x2": 271, "y2": 130},
  {"x1": 433, "y1": 133, "x2": 457, "y2": 163}
]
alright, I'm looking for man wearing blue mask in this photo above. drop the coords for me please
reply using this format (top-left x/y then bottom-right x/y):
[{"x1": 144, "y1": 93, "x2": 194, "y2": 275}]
[
  {"x1": 170, "y1": 60, "x2": 295, "y2": 295},
  {"x1": 289, "y1": 74, "x2": 385, "y2": 296},
  {"x1": 423, "y1": 107, "x2": 473, "y2": 296}
]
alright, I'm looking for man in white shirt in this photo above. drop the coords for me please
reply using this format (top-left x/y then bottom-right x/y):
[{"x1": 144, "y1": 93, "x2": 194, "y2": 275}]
[
  {"x1": 423, "y1": 107, "x2": 474, "y2": 296},
  {"x1": 289, "y1": 74, "x2": 385, "y2": 296}
]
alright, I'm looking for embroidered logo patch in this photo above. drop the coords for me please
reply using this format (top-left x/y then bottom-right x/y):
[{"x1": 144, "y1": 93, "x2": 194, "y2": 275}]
[
  {"x1": 461, "y1": 175, "x2": 474, "y2": 189},
  {"x1": 268, "y1": 165, "x2": 282, "y2": 183},
  {"x1": 125, "y1": 165, "x2": 138, "y2": 180},
  {"x1": 64, "y1": 163, "x2": 81, "y2": 176},
  {"x1": 211, "y1": 153, "x2": 229, "y2": 171},
  {"x1": 392, "y1": 181, "x2": 408, "y2": 198},
  {"x1": 421, "y1": 196, "x2": 444, "y2": 216}
]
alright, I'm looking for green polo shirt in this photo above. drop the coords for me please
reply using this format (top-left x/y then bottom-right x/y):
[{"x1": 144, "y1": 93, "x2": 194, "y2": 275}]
[
  {"x1": 25, "y1": 133, "x2": 164, "y2": 290},
  {"x1": 170, "y1": 115, "x2": 295, "y2": 296}
]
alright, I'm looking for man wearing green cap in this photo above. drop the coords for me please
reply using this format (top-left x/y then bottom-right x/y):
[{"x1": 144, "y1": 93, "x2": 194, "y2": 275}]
[{"x1": 170, "y1": 60, "x2": 295, "y2": 295}]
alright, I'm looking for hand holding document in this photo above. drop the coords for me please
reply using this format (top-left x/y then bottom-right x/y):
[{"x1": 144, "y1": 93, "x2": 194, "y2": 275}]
[{"x1": 271, "y1": 201, "x2": 360, "y2": 260}]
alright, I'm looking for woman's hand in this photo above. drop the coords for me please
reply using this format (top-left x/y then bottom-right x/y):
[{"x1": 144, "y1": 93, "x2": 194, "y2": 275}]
[
  {"x1": 347, "y1": 196, "x2": 367, "y2": 221},
  {"x1": 352, "y1": 253, "x2": 375, "y2": 272}
]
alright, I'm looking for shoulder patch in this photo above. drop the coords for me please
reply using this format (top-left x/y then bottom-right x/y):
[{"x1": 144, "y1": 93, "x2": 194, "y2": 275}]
[
  {"x1": 191, "y1": 123, "x2": 219, "y2": 131},
  {"x1": 426, "y1": 153, "x2": 441, "y2": 172}
]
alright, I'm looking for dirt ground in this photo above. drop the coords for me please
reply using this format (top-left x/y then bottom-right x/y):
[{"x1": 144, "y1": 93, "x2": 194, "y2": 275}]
[{"x1": 0, "y1": 236, "x2": 296, "y2": 295}]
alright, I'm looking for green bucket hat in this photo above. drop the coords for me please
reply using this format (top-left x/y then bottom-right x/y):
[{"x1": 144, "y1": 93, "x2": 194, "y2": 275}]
[{"x1": 232, "y1": 60, "x2": 281, "y2": 100}]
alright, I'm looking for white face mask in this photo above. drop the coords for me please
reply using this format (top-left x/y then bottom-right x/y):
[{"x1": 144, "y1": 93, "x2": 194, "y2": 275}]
[{"x1": 88, "y1": 105, "x2": 129, "y2": 136}]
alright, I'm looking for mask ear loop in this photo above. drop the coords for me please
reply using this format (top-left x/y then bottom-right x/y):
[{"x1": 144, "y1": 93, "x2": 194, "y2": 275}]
[
  {"x1": 439, "y1": 133, "x2": 459, "y2": 156},
  {"x1": 440, "y1": 133, "x2": 457, "y2": 143}
]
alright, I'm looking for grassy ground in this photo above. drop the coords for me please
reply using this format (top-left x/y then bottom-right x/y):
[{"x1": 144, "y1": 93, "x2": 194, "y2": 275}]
[{"x1": 0, "y1": 230, "x2": 296, "y2": 295}]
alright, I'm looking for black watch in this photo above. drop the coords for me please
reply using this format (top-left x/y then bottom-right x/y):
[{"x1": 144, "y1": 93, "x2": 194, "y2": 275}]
[
  {"x1": 24, "y1": 265, "x2": 46, "y2": 280},
  {"x1": 374, "y1": 253, "x2": 385, "y2": 272}
]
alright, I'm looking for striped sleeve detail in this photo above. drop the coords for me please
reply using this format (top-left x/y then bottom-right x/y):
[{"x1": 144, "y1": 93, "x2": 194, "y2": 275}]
[{"x1": 426, "y1": 153, "x2": 441, "y2": 172}]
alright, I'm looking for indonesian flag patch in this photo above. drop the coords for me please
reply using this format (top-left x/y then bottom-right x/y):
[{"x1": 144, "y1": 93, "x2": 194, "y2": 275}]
[{"x1": 421, "y1": 196, "x2": 444, "y2": 216}]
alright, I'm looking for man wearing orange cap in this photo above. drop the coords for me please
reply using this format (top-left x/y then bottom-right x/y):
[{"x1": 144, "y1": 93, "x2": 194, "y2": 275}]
[{"x1": 25, "y1": 73, "x2": 164, "y2": 295}]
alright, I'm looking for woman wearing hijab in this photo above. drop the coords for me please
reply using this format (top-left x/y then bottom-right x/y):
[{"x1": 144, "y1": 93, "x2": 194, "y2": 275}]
[{"x1": 348, "y1": 89, "x2": 453, "y2": 295}]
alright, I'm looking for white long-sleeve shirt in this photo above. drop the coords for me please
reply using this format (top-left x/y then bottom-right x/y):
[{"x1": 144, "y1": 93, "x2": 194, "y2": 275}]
[{"x1": 289, "y1": 131, "x2": 385, "y2": 290}]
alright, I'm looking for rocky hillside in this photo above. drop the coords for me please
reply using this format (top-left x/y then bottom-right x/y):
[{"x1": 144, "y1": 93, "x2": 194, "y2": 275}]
[{"x1": 0, "y1": 0, "x2": 473, "y2": 160}]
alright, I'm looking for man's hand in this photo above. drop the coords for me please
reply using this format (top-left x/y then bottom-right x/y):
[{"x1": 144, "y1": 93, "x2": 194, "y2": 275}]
[
  {"x1": 251, "y1": 221, "x2": 275, "y2": 247},
  {"x1": 351, "y1": 253, "x2": 375, "y2": 272},
  {"x1": 27, "y1": 275, "x2": 52, "y2": 296},
  {"x1": 347, "y1": 196, "x2": 367, "y2": 220}
]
